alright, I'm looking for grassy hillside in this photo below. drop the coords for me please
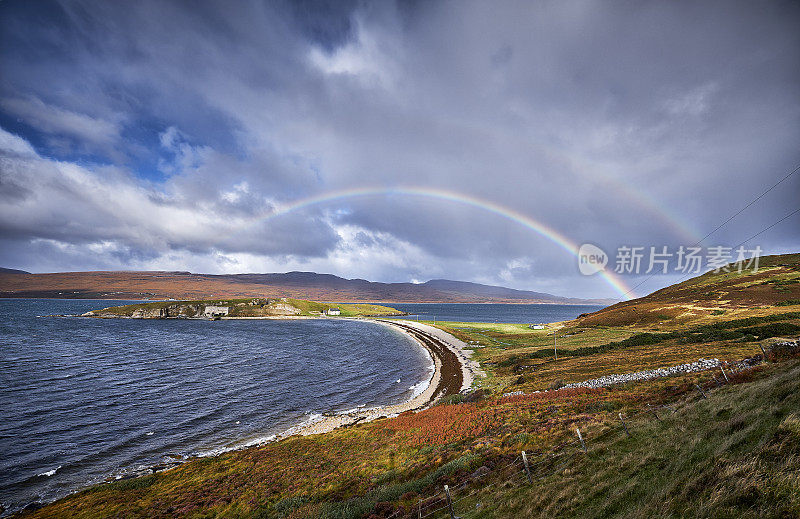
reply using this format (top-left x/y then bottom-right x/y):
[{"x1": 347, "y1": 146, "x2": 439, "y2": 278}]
[
  {"x1": 20, "y1": 254, "x2": 800, "y2": 518},
  {"x1": 436, "y1": 254, "x2": 800, "y2": 393},
  {"x1": 459, "y1": 360, "x2": 800, "y2": 518},
  {"x1": 576, "y1": 253, "x2": 800, "y2": 327}
]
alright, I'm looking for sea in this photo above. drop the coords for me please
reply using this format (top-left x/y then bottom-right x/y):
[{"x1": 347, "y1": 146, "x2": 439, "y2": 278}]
[
  {"x1": 0, "y1": 299, "x2": 431, "y2": 514},
  {"x1": 388, "y1": 302, "x2": 605, "y2": 323},
  {"x1": 0, "y1": 299, "x2": 605, "y2": 513}
]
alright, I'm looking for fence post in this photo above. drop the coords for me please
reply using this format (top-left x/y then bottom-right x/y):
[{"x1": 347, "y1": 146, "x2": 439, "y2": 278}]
[
  {"x1": 576, "y1": 428, "x2": 587, "y2": 452},
  {"x1": 720, "y1": 367, "x2": 730, "y2": 383},
  {"x1": 695, "y1": 384, "x2": 707, "y2": 399},
  {"x1": 554, "y1": 332, "x2": 558, "y2": 360},
  {"x1": 418, "y1": 498, "x2": 422, "y2": 519},
  {"x1": 521, "y1": 451, "x2": 533, "y2": 484},
  {"x1": 618, "y1": 412, "x2": 630, "y2": 437},
  {"x1": 444, "y1": 485, "x2": 456, "y2": 519},
  {"x1": 648, "y1": 404, "x2": 661, "y2": 422}
]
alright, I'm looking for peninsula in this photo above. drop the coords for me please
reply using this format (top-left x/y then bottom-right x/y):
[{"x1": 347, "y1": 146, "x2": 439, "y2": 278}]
[{"x1": 81, "y1": 298, "x2": 405, "y2": 319}]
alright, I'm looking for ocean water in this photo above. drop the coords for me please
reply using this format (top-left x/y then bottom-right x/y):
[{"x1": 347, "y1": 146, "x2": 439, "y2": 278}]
[
  {"x1": 0, "y1": 300, "x2": 432, "y2": 513},
  {"x1": 387, "y1": 303, "x2": 607, "y2": 323}
]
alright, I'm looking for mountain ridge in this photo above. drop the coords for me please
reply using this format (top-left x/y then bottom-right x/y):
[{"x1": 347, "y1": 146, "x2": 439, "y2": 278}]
[{"x1": 0, "y1": 269, "x2": 615, "y2": 305}]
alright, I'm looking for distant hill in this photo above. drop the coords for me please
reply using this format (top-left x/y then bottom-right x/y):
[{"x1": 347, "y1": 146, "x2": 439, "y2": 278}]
[
  {"x1": 0, "y1": 269, "x2": 614, "y2": 305},
  {"x1": 0, "y1": 267, "x2": 29, "y2": 274}
]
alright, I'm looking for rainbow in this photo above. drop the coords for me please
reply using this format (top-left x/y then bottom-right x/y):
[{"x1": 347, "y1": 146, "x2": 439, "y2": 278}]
[{"x1": 248, "y1": 186, "x2": 636, "y2": 299}]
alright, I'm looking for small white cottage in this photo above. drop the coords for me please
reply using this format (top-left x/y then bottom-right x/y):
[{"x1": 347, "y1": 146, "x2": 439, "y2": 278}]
[
  {"x1": 326, "y1": 307, "x2": 341, "y2": 316},
  {"x1": 204, "y1": 305, "x2": 230, "y2": 317}
]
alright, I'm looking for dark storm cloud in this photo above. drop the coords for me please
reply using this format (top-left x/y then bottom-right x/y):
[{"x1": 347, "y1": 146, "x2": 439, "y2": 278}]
[{"x1": 0, "y1": 0, "x2": 798, "y2": 297}]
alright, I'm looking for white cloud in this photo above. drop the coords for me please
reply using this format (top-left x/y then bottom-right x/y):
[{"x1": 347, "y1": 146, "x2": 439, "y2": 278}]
[
  {"x1": 307, "y1": 15, "x2": 400, "y2": 90},
  {"x1": 0, "y1": 128, "x2": 334, "y2": 259},
  {"x1": 0, "y1": 96, "x2": 122, "y2": 148},
  {"x1": 0, "y1": 127, "x2": 36, "y2": 156}
]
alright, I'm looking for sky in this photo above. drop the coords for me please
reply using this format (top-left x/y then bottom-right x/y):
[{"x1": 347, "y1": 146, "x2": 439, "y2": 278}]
[{"x1": 0, "y1": 0, "x2": 798, "y2": 300}]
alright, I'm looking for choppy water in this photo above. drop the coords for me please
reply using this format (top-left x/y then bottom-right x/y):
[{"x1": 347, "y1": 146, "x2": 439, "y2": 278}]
[
  {"x1": 0, "y1": 299, "x2": 432, "y2": 513},
  {"x1": 388, "y1": 303, "x2": 606, "y2": 323}
]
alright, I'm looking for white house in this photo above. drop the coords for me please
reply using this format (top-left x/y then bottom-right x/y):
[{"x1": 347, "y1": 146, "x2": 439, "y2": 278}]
[
  {"x1": 530, "y1": 324, "x2": 546, "y2": 330},
  {"x1": 204, "y1": 305, "x2": 230, "y2": 317},
  {"x1": 326, "y1": 307, "x2": 341, "y2": 316}
]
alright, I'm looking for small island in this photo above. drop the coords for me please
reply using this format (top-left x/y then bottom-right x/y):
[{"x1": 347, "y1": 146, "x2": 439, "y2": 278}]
[{"x1": 82, "y1": 298, "x2": 406, "y2": 319}]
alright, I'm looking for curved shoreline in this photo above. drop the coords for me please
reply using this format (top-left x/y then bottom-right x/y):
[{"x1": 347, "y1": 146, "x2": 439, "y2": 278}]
[
  {"x1": 273, "y1": 318, "x2": 475, "y2": 438},
  {"x1": 10, "y1": 318, "x2": 477, "y2": 515}
]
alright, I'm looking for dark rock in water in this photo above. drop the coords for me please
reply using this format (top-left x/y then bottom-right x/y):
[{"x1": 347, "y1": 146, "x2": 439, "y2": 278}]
[
  {"x1": 23, "y1": 502, "x2": 43, "y2": 512},
  {"x1": 150, "y1": 462, "x2": 181, "y2": 474}
]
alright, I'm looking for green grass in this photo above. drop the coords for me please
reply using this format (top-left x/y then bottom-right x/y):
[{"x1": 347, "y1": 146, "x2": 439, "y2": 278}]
[
  {"x1": 467, "y1": 360, "x2": 800, "y2": 518},
  {"x1": 438, "y1": 310, "x2": 800, "y2": 393},
  {"x1": 283, "y1": 299, "x2": 402, "y2": 317}
]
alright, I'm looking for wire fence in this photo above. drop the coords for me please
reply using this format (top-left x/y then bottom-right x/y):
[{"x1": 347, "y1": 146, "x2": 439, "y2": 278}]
[{"x1": 378, "y1": 363, "x2": 744, "y2": 519}]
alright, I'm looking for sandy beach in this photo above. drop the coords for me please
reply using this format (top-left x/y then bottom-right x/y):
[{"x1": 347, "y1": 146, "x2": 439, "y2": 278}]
[{"x1": 274, "y1": 318, "x2": 479, "y2": 438}]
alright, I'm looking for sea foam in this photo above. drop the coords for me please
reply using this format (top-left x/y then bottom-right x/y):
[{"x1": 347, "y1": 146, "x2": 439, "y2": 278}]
[{"x1": 37, "y1": 466, "x2": 61, "y2": 477}]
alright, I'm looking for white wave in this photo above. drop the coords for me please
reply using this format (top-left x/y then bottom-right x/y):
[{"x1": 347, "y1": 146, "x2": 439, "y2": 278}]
[
  {"x1": 237, "y1": 434, "x2": 277, "y2": 448},
  {"x1": 302, "y1": 412, "x2": 324, "y2": 423},
  {"x1": 207, "y1": 433, "x2": 278, "y2": 455},
  {"x1": 146, "y1": 431, "x2": 154, "y2": 436},
  {"x1": 37, "y1": 465, "x2": 61, "y2": 477},
  {"x1": 407, "y1": 380, "x2": 429, "y2": 398},
  {"x1": 336, "y1": 408, "x2": 358, "y2": 415}
]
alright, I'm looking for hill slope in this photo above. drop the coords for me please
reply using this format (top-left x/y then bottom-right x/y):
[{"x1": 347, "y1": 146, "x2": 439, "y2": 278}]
[
  {"x1": 576, "y1": 253, "x2": 800, "y2": 327},
  {"x1": 0, "y1": 270, "x2": 613, "y2": 304}
]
